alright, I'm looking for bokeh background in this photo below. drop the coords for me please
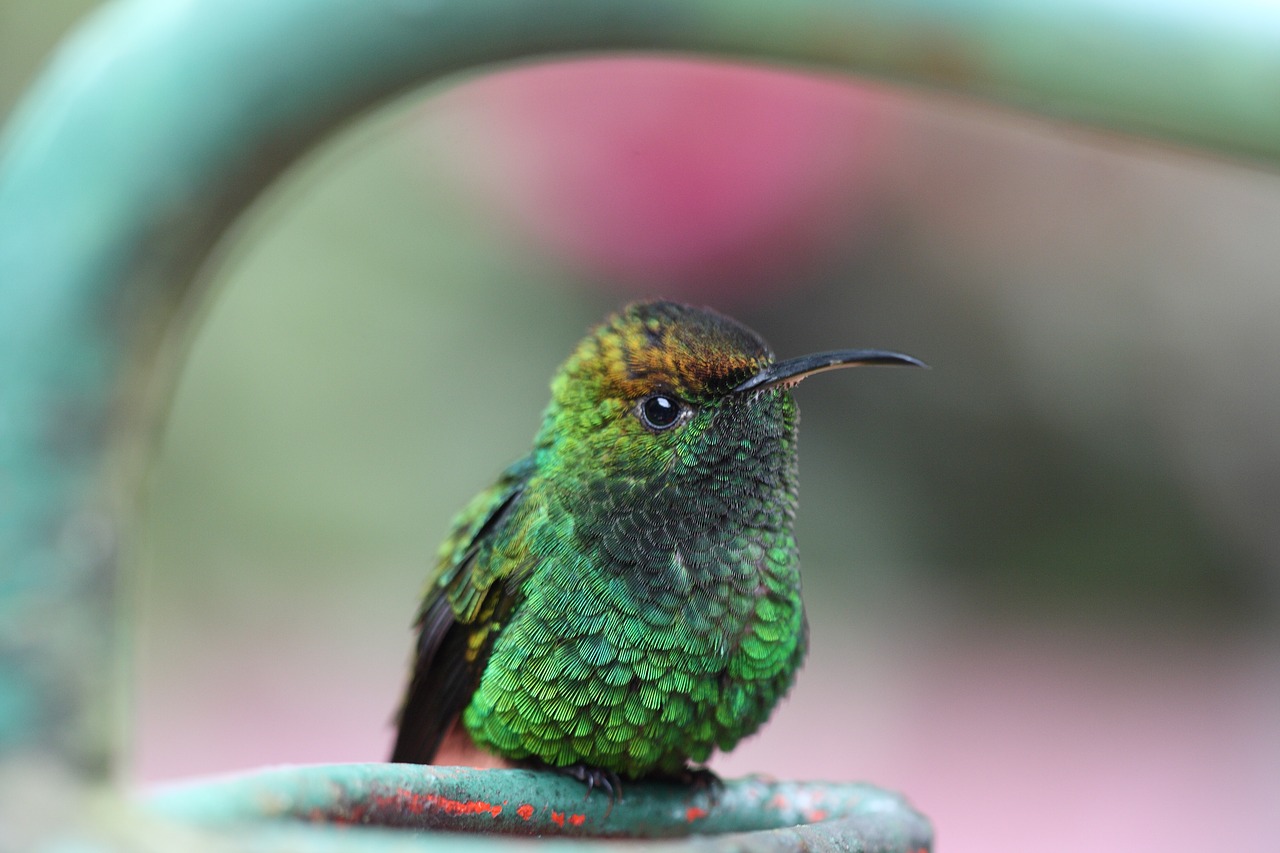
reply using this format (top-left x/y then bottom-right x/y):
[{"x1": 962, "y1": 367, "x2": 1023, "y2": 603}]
[{"x1": 7, "y1": 3, "x2": 1280, "y2": 852}]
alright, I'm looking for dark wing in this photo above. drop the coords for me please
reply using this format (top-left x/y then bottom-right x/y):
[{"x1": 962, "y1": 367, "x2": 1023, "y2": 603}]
[{"x1": 390, "y1": 458, "x2": 534, "y2": 764}]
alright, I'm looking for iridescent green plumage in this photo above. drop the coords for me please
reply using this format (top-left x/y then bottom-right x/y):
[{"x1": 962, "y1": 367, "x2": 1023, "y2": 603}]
[{"x1": 392, "y1": 301, "x2": 920, "y2": 781}]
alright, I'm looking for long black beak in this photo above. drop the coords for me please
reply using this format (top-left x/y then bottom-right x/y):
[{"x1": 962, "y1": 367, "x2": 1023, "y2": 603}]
[{"x1": 733, "y1": 349, "x2": 927, "y2": 394}]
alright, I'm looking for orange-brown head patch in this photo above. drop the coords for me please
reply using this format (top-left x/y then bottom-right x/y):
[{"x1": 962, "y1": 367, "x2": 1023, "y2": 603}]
[{"x1": 565, "y1": 301, "x2": 773, "y2": 406}]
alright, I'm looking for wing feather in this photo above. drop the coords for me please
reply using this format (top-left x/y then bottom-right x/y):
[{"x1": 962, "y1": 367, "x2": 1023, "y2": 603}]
[{"x1": 390, "y1": 458, "x2": 533, "y2": 764}]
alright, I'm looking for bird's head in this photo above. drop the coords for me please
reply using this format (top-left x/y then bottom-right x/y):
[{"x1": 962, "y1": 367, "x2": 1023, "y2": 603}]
[{"x1": 534, "y1": 300, "x2": 922, "y2": 488}]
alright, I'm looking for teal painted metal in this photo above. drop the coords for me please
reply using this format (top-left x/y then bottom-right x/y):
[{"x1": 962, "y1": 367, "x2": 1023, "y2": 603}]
[
  {"x1": 3, "y1": 0, "x2": 1278, "y2": 847},
  {"x1": 149, "y1": 764, "x2": 931, "y2": 841}
]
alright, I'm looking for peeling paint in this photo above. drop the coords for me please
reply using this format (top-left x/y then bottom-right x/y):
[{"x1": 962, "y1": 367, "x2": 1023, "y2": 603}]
[{"x1": 383, "y1": 788, "x2": 503, "y2": 818}]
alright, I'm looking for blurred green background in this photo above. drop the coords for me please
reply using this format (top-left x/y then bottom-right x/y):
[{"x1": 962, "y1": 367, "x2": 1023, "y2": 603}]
[{"x1": 7, "y1": 3, "x2": 1279, "y2": 852}]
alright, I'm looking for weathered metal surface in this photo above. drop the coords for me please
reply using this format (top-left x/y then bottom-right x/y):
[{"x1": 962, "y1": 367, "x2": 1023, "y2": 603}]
[
  {"x1": 149, "y1": 765, "x2": 929, "y2": 840},
  {"x1": 148, "y1": 765, "x2": 932, "y2": 851}
]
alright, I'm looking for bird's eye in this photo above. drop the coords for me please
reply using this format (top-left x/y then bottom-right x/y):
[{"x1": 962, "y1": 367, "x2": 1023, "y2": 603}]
[{"x1": 639, "y1": 394, "x2": 682, "y2": 431}]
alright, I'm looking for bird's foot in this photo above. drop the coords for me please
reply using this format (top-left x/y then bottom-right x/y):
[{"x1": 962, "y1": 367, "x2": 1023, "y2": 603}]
[
  {"x1": 531, "y1": 762, "x2": 623, "y2": 814},
  {"x1": 666, "y1": 765, "x2": 724, "y2": 806},
  {"x1": 682, "y1": 765, "x2": 723, "y2": 790}
]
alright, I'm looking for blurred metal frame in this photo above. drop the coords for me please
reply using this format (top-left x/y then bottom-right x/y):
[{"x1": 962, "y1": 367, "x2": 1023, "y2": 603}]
[{"x1": 2, "y1": 0, "x2": 1277, "y2": 848}]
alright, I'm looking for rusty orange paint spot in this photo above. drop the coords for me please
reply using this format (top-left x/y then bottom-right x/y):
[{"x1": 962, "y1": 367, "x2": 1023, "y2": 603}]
[
  {"x1": 569, "y1": 813, "x2": 586, "y2": 826},
  {"x1": 551, "y1": 810, "x2": 565, "y2": 827},
  {"x1": 685, "y1": 806, "x2": 708, "y2": 822},
  {"x1": 516, "y1": 804, "x2": 534, "y2": 820},
  {"x1": 387, "y1": 789, "x2": 503, "y2": 818}
]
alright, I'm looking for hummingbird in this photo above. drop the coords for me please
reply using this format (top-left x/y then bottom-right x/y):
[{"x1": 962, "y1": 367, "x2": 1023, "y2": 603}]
[{"x1": 391, "y1": 300, "x2": 922, "y2": 791}]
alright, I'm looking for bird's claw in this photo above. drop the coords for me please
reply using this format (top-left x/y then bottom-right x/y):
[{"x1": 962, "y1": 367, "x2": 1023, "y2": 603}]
[
  {"x1": 677, "y1": 765, "x2": 724, "y2": 806},
  {"x1": 556, "y1": 763, "x2": 623, "y2": 813}
]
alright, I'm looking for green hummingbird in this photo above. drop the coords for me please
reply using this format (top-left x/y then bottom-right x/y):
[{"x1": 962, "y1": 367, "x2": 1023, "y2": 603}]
[{"x1": 391, "y1": 300, "x2": 922, "y2": 791}]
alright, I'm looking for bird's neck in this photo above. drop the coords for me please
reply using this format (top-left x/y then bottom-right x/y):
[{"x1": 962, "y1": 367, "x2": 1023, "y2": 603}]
[{"x1": 538, "y1": 412, "x2": 800, "y2": 593}]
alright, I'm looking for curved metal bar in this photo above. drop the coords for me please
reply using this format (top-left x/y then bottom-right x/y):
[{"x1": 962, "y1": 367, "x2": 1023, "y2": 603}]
[
  {"x1": 147, "y1": 763, "x2": 931, "y2": 835},
  {"x1": 3, "y1": 0, "x2": 1278, "y2": 846},
  {"x1": 148, "y1": 764, "x2": 931, "y2": 844}
]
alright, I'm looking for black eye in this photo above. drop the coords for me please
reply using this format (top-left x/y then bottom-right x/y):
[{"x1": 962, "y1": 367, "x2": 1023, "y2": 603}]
[{"x1": 639, "y1": 394, "x2": 682, "y2": 430}]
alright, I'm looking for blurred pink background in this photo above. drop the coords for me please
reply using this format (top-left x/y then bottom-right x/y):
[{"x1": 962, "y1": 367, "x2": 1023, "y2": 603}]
[{"x1": 416, "y1": 59, "x2": 891, "y2": 299}]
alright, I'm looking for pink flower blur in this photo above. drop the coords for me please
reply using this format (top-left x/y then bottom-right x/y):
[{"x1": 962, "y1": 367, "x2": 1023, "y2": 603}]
[{"x1": 416, "y1": 57, "x2": 893, "y2": 303}]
